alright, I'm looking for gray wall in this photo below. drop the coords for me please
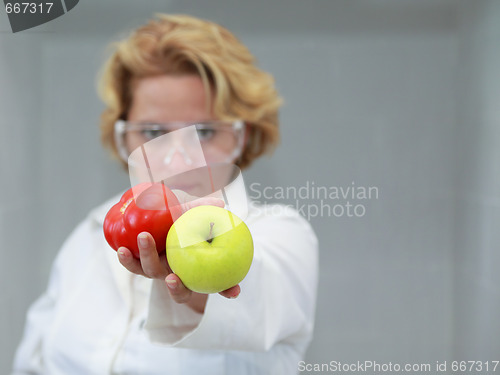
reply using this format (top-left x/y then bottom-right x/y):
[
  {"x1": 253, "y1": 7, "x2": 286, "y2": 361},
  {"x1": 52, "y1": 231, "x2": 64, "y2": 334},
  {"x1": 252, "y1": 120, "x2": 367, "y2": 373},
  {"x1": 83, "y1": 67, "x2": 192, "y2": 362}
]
[
  {"x1": 453, "y1": 0, "x2": 500, "y2": 359},
  {"x1": 1, "y1": 1, "x2": 499, "y2": 373}
]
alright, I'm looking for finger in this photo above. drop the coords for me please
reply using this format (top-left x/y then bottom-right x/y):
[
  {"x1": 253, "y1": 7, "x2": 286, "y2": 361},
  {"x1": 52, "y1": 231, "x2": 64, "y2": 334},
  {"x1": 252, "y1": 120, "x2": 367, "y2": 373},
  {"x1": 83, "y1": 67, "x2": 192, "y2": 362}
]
[
  {"x1": 165, "y1": 273, "x2": 192, "y2": 304},
  {"x1": 117, "y1": 247, "x2": 146, "y2": 276},
  {"x1": 158, "y1": 253, "x2": 173, "y2": 274},
  {"x1": 138, "y1": 232, "x2": 168, "y2": 279},
  {"x1": 219, "y1": 284, "x2": 241, "y2": 299}
]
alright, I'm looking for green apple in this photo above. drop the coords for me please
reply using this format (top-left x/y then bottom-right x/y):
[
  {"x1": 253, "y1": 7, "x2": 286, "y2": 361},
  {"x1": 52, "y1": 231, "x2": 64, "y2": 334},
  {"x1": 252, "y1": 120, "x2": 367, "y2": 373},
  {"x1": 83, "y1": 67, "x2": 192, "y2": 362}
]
[{"x1": 166, "y1": 205, "x2": 254, "y2": 294}]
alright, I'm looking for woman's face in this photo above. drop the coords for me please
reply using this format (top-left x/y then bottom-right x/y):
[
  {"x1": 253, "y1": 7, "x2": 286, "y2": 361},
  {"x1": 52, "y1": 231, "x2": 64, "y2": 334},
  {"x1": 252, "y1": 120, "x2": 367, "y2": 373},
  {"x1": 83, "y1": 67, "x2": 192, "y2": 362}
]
[
  {"x1": 126, "y1": 74, "x2": 236, "y2": 197},
  {"x1": 127, "y1": 74, "x2": 213, "y2": 168}
]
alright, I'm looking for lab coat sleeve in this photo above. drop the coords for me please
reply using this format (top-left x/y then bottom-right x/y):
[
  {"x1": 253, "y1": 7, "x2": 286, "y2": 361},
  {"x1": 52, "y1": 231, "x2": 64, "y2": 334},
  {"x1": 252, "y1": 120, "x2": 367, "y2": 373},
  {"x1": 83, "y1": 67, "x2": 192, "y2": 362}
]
[
  {"x1": 11, "y1": 290, "x2": 57, "y2": 375},
  {"x1": 143, "y1": 205, "x2": 319, "y2": 351},
  {"x1": 11, "y1": 220, "x2": 91, "y2": 374}
]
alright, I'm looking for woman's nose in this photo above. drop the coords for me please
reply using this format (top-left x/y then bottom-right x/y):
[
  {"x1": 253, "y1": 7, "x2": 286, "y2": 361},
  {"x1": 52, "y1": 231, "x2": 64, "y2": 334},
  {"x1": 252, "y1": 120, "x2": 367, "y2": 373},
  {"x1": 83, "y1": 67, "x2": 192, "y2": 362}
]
[{"x1": 163, "y1": 145, "x2": 193, "y2": 166}]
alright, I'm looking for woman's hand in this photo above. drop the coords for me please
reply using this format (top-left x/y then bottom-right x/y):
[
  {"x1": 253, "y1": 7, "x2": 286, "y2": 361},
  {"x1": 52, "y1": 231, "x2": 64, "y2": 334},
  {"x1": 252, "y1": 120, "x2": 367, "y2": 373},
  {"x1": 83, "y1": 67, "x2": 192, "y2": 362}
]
[{"x1": 116, "y1": 195, "x2": 241, "y2": 313}]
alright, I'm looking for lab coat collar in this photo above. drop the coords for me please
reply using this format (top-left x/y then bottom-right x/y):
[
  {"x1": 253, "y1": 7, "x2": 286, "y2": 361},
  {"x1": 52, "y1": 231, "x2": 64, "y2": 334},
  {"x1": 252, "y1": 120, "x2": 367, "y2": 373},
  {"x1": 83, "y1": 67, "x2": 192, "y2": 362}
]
[{"x1": 88, "y1": 191, "x2": 125, "y2": 226}]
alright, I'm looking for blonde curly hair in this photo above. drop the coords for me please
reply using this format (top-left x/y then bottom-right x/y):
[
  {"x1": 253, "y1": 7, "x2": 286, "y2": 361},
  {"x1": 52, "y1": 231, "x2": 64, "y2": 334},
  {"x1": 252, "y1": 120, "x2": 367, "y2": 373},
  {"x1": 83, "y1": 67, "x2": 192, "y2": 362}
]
[{"x1": 98, "y1": 13, "x2": 282, "y2": 170}]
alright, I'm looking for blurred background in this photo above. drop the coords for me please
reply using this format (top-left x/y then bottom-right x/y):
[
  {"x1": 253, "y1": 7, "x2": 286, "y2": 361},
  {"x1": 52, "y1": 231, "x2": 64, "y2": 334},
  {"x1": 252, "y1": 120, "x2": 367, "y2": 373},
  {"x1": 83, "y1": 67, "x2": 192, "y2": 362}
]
[{"x1": 1, "y1": 0, "x2": 500, "y2": 373}]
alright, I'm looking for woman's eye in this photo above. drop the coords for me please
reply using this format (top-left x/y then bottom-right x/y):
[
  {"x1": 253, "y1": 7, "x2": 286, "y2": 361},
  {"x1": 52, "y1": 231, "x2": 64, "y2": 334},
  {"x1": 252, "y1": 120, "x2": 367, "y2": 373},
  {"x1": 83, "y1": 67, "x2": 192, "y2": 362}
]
[
  {"x1": 197, "y1": 128, "x2": 216, "y2": 141},
  {"x1": 140, "y1": 129, "x2": 166, "y2": 140}
]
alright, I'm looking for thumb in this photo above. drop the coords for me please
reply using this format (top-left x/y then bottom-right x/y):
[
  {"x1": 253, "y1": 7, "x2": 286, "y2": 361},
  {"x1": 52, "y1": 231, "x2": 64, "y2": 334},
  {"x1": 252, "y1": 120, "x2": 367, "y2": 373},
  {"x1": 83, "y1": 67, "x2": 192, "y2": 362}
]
[{"x1": 165, "y1": 273, "x2": 192, "y2": 304}]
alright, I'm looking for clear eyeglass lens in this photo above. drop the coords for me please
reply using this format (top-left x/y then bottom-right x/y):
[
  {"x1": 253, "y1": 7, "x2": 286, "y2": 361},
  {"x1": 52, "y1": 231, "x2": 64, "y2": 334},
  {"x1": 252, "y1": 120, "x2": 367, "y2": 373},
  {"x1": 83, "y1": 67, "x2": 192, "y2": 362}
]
[
  {"x1": 140, "y1": 128, "x2": 167, "y2": 141},
  {"x1": 118, "y1": 122, "x2": 243, "y2": 163}
]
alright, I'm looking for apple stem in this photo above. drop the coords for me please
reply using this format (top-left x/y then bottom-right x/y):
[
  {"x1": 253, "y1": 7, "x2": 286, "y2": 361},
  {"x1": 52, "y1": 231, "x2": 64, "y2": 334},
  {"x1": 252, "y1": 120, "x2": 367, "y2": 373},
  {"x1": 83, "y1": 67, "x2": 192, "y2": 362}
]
[{"x1": 207, "y1": 222, "x2": 215, "y2": 244}]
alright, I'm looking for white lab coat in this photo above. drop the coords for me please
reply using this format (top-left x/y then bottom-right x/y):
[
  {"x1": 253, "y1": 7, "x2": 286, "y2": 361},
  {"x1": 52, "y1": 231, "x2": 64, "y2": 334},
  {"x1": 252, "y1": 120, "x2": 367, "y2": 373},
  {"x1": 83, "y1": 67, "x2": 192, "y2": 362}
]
[{"x1": 12, "y1": 193, "x2": 318, "y2": 375}]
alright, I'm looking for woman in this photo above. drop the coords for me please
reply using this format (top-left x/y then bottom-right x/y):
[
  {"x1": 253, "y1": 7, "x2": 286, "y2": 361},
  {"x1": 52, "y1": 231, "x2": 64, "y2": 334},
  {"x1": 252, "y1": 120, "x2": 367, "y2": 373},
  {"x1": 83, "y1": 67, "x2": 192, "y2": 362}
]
[{"x1": 12, "y1": 14, "x2": 318, "y2": 375}]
